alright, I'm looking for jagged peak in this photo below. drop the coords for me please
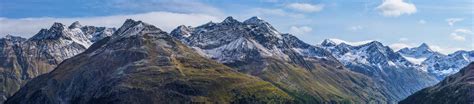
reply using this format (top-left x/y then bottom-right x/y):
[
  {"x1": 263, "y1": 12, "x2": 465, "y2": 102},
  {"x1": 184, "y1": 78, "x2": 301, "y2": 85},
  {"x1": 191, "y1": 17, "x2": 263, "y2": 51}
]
[
  {"x1": 221, "y1": 16, "x2": 240, "y2": 24},
  {"x1": 176, "y1": 25, "x2": 190, "y2": 30},
  {"x1": 417, "y1": 43, "x2": 433, "y2": 51},
  {"x1": 4, "y1": 34, "x2": 14, "y2": 39},
  {"x1": 50, "y1": 22, "x2": 66, "y2": 30},
  {"x1": 243, "y1": 16, "x2": 265, "y2": 24},
  {"x1": 2, "y1": 34, "x2": 25, "y2": 41},
  {"x1": 68, "y1": 21, "x2": 82, "y2": 29},
  {"x1": 360, "y1": 41, "x2": 386, "y2": 49},
  {"x1": 29, "y1": 23, "x2": 67, "y2": 40},
  {"x1": 117, "y1": 19, "x2": 148, "y2": 31},
  {"x1": 321, "y1": 39, "x2": 337, "y2": 46},
  {"x1": 419, "y1": 43, "x2": 429, "y2": 48},
  {"x1": 112, "y1": 19, "x2": 165, "y2": 40}
]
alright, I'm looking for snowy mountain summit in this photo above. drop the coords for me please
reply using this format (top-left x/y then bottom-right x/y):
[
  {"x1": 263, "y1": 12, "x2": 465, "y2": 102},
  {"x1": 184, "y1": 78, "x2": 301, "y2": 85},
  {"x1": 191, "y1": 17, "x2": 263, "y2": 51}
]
[
  {"x1": 396, "y1": 43, "x2": 473, "y2": 80},
  {"x1": 170, "y1": 16, "x2": 333, "y2": 68},
  {"x1": 320, "y1": 39, "x2": 438, "y2": 101},
  {"x1": 398, "y1": 43, "x2": 445, "y2": 65}
]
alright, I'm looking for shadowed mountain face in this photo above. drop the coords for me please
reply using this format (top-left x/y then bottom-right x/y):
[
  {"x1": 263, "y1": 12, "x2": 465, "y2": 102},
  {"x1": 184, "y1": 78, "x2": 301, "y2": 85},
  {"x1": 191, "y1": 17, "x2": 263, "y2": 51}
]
[
  {"x1": 0, "y1": 22, "x2": 114, "y2": 102},
  {"x1": 400, "y1": 62, "x2": 474, "y2": 104},
  {"x1": 5, "y1": 19, "x2": 293, "y2": 104},
  {"x1": 171, "y1": 16, "x2": 390, "y2": 103}
]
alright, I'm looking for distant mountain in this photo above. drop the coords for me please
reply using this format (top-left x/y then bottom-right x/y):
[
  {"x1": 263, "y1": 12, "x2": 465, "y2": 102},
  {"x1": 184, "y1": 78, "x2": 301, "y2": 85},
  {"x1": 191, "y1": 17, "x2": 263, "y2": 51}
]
[
  {"x1": 320, "y1": 39, "x2": 438, "y2": 101},
  {"x1": 423, "y1": 50, "x2": 474, "y2": 80},
  {"x1": 6, "y1": 19, "x2": 293, "y2": 104},
  {"x1": 397, "y1": 43, "x2": 473, "y2": 80},
  {"x1": 398, "y1": 43, "x2": 445, "y2": 65},
  {"x1": 400, "y1": 62, "x2": 474, "y2": 104},
  {"x1": 0, "y1": 22, "x2": 114, "y2": 102},
  {"x1": 171, "y1": 16, "x2": 391, "y2": 103}
]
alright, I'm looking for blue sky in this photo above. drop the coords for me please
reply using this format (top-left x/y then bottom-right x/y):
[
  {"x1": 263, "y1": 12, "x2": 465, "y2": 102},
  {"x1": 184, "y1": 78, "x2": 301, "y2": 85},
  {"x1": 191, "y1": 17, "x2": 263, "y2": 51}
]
[{"x1": 0, "y1": 0, "x2": 472, "y2": 54}]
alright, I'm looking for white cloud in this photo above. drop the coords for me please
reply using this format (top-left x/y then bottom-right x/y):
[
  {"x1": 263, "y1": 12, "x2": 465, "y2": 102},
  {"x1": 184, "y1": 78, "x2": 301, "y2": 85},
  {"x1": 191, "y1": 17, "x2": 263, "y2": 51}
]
[
  {"x1": 399, "y1": 37, "x2": 408, "y2": 41},
  {"x1": 429, "y1": 45, "x2": 467, "y2": 54},
  {"x1": 454, "y1": 28, "x2": 472, "y2": 34},
  {"x1": 250, "y1": 8, "x2": 305, "y2": 18},
  {"x1": 376, "y1": 0, "x2": 417, "y2": 17},
  {"x1": 0, "y1": 12, "x2": 220, "y2": 37},
  {"x1": 260, "y1": 0, "x2": 278, "y2": 3},
  {"x1": 446, "y1": 18, "x2": 464, "y2": 26},
  {"x1": 286, "y1": 3, "x2": 324, "y2": 13},
  {"x1": 326, "y1": 38, "x2": 374, "y2": 46},
  {"x1": 389, "y1": 43, "x2": 413, "y2": 51},
  {"x1": 109, "y1": 0, "x2": 223, "y2": 16},
  {"x1": 418, "y1": 19, "x2": 426, "y2": 24},
  {"x1": 349, "y1": 25, "x2": 364, "y2": 31},
  {"x1": 449, "y1": 28, "x2": 472, "y2": 41},
  {"x1": 290, "y1": 26, "x2": 313, "y2": 35},
  {"x1": 450, "y1": 33, "x2": 466, "y2": 41}
]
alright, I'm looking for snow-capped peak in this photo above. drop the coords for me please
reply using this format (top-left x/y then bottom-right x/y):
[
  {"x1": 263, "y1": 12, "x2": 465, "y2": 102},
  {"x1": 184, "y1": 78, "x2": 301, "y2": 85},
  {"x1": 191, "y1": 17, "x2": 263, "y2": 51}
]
[
  {"x1": 321, "y1": 39, "x2": 337, "y2": 47},
  {"x1": 398, "y1": 43, "x2": 443, "y2": 60},
  {"x1": 322, "y1": 38, "x2": 374, "y2": 46},
  {"x1": 362, "y1": 41, "x2": 385, "y2": 49},
  {"x1": 243, "y1": 16, "x2": 265, "y2": 24},
  {"x1": 51, "y1": 22, "x2": 66, "y2": 30},
  {"x1": 69, "y1": 21, "x2": 83, "y2": 29},
  {"x1": 419, "y1": 43, "x2": 430, "y2": 49},
  {"x1": 172, "y1": 25, "x2": 192, "y2": 38},
  {"x1": 112, "y1": 19, "x2": 163, "y2": 41},
  {"x1": 402, "y1": 43, "x2": 432, "y2": 52},
  {"x1": 222, "y1": 16, "x2": 240, "y2": 24},
  {"x1": 4, "y1": 34, "x2": 15, "y2": 40}
]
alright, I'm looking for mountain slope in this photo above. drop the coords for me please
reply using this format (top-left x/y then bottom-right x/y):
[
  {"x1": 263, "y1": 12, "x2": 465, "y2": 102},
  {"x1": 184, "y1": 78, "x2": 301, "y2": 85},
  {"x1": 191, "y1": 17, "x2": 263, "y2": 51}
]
[
  {"x1": 400, "y1": 62, "x2": 474, "y2": 104},
  {"x1": 171, "y1": 16, "x2": 389, "y2": 103},
  {"x1": 0, "y1": 22, "x2": 114, "y2": 102},
  {"x1": 5, "y1": 19, "x2": 293, "y2": 104},
  {"x1": 0, "y1": 35, "x2": 27, "y2": 101},
  {"x1": 320, "y1": 39, "x2": 438, "y2": 101}
]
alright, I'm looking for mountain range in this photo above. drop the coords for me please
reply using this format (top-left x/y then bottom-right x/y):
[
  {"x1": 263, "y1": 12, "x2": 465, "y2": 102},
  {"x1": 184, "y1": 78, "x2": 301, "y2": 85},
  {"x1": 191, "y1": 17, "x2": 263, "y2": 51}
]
[
  {"x1": 0, "y1": 22, "x2": 114, "y2": 102},
  {"x1": 320, "y1": 39, "x2": 438, "y2": 101},
  {"x1": 171, "y1": 16, "x2": 389, "y2": 103},
  {"x1": 6, "y1": 19, "x2": 293, "y2": 104},
  {"x1": 397, "y1": 43, "x2": 474, "y2": 80},
  {"x1": 1, "y1": 17, "x2": 472, "y2": 103}
]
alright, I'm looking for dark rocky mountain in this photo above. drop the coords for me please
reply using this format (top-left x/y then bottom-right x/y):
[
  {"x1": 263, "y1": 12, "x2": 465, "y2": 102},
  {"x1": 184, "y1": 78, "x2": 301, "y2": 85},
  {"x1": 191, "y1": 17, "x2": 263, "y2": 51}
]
[
  {"x1": 6, "y1": 19, "x2": 292, "y2": 104},
  {"x1": 0, "y1": 35, "x2": 27, "y2": 101},
  {"x1": 0, "y1": 22, "x2": 114, "y2": 102},
  {"x1": 320, "y1": 39, "x2": 438, "y2": 101},
  {"x1": 400, "y1": 62, "x2": 474, "y2": 104},
  {"x1": 171, "y1": 16, "x2": 390, "y2": 103}
]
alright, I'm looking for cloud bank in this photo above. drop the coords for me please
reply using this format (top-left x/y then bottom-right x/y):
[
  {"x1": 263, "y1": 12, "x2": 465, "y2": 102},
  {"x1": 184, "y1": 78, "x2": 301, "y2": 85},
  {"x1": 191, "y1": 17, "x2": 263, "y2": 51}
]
[
  {"x1": 0, "y1": 12, "x2": 220, "y2": 37},
  {"x1": 290, "y1": 26, "x2": 313, "y2": 35},
  {"x1": 286, "y1": 3, "x2": 324, "y2": 13},
  {"x1": 376, "y1": 0, "x2": 417, "y2": 17}
]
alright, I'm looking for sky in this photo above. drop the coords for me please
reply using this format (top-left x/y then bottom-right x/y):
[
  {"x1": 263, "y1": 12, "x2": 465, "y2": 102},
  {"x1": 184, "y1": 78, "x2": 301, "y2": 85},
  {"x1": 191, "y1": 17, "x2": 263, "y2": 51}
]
[{"x1": 0, "y1": 0, "x2": 472, "y2": 54}]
